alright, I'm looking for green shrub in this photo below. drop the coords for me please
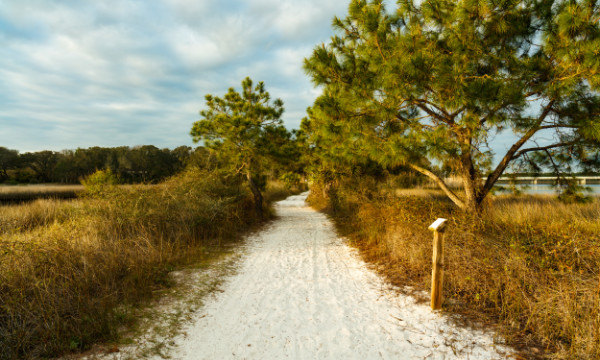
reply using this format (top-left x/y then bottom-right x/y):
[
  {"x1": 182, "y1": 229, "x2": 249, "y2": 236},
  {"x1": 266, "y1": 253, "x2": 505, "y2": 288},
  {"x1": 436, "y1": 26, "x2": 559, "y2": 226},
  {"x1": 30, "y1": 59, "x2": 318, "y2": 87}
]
[
  {"x1": 80, "y1": 169, "x2": 120, "y2": 197},
  {"x1": 279, "y1": 172, "x2": 301, "y2": 189}
]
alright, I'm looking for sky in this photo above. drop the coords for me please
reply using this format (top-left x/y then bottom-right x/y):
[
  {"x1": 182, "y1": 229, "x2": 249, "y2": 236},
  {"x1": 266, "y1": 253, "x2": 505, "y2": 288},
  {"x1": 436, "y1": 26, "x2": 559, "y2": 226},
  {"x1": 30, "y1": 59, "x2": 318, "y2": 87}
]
[{"x1": 0, "y1": 0, "x2": 349, "y2": 153}]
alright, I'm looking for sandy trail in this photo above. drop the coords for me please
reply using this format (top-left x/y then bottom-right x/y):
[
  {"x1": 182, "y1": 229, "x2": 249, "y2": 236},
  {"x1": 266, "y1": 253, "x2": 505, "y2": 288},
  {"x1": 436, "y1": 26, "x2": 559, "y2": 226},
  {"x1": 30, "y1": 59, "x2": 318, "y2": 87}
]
[{"x1": 170, "y1": 193, "x2": 510, "y2": 359}]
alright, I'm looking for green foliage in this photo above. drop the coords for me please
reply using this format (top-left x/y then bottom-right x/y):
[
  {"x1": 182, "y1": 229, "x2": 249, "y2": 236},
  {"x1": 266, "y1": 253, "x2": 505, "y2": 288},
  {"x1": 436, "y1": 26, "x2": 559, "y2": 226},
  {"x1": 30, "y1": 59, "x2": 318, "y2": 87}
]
[
  {"x1": 80, "y1": 169, "x2": 120, "y2": 197},
  {"x1": 557, "y1": 180, "x2": 593, "y2": 204},
  {"x1": 81, "y1": 169, "x2": 120, "y2": 186},
  {"x1": 190, "y1": 77, "x2": 287, "y2": 170},
  {"x1": 191, "y1": 77, "x2": 297, "y2": 218},
  {"x1": 304, "y1": 0, "x2": 600, "y2": 211},
  {"x1": 21, "y1": 150, "x2": 59, "y2": 183},
  {"x1": 0, "y1": 147, "x2": 19, "y2": 182},
  {"x1": 279, "y1": 172, "x2": 301, "y2": 189},
  {"x1": 0, "y1": 145, "x2": 193, "y2": 184}
]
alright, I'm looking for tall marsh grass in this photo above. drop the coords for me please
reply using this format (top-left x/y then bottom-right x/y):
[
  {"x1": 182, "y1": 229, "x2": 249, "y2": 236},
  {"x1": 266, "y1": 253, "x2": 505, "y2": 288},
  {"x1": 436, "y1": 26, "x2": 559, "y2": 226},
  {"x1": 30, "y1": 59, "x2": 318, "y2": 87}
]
[
  {"x1": 310, "y1": 180, "x2": 600, "y2": 359},
  {"x1": 0, "y1": 169, "x2": 288, "y2": 359},
  {"x1": 0, "y1": 184, "x2": 83, "y2": 202}
]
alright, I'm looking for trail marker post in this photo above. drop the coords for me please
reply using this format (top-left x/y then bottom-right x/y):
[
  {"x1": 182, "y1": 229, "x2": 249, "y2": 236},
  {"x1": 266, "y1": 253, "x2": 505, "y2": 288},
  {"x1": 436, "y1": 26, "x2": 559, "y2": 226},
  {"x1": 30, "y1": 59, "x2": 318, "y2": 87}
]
[{"x1": 428, "y1": 218, "x2": 448, "y2": 311}]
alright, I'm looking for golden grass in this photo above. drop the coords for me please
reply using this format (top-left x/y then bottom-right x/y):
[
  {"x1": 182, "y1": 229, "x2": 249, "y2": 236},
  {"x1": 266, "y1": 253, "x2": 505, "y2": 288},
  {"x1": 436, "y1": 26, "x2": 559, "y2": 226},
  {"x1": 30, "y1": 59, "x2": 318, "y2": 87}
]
[
  {"x1": 309, "y1": 181, "x2": 600, "y2": 359},
  {"x1": 0, "y1": 184, "x2": 84, "y2": 202},
  {"x1": 491, "y1": 194, "x2": 600, "y2": 231},
  {"x1": 0, "y1": 170, "x2": 295, "y2": 359},
  {"x1": 0, "y1": 184, "x2": 84, "y2": 193},
  {"x1": 394, "y1": 188, "x2": 446, "y2": 198}
]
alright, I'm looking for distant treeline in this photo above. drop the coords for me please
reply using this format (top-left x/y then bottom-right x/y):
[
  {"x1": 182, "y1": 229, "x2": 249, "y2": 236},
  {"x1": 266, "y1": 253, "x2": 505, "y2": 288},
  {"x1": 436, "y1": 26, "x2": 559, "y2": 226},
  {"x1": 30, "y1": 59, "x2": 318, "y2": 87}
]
[{"x1": 0, "y1": 145, "x2": 205, "y2": 184}]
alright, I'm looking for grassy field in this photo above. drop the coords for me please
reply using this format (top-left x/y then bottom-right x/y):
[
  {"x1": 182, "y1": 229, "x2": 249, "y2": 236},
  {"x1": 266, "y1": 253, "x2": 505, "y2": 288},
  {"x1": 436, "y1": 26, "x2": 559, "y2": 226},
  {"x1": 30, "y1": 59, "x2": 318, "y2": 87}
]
[
  {"x1": 0, "y1": 184, "x2": 84, "y2": 202},
  {"x1": 0, "y1": 170, "x2": 296, "y2": 359},
  {"x1": 309, "y1": 180, "x2": 600, "y2": 359}
]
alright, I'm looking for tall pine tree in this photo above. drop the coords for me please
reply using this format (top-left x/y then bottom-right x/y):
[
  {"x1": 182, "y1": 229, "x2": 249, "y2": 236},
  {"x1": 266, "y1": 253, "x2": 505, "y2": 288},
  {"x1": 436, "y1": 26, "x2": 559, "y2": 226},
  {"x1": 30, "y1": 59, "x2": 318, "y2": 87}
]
[
  {"x1": 191, "y1": 77, "x2": 289, "y2": 219},
  {"x1": 304, "y1": 0, "x2": 600, "y2": 211}
]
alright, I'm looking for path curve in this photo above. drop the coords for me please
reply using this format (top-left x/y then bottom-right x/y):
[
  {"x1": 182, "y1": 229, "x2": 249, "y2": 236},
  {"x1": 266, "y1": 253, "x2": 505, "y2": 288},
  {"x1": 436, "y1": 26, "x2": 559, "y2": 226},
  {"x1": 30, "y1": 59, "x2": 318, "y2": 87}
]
[{"x1": 172, "y1": 193, "x2": 510, "y2": 359}]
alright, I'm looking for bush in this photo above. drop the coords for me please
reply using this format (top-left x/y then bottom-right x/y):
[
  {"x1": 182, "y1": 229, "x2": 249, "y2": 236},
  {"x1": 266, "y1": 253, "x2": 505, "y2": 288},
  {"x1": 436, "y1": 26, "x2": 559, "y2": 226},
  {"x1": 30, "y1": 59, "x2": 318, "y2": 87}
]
[
  {"x1": 557, "y1": 182, "x2": 593, "y2": 204},
  {"x1": 80, "y1": 169, "x2": 120, "y2": 197},
  {"x1": 279, "y1": 172, "x2": 301, "y2": 189}
]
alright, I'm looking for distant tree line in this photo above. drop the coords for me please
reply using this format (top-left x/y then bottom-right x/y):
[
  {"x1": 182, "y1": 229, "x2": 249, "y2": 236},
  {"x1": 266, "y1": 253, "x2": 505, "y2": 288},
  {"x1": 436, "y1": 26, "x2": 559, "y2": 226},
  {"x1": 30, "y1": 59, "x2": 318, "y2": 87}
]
[{"x1": 0, "y1": 145, "x2": 205, "y2": 184}]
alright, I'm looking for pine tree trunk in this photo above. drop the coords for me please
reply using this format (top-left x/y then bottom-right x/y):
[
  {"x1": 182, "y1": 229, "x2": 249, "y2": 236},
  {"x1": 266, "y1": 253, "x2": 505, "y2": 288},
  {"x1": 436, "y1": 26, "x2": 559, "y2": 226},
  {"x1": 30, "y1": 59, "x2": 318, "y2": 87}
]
[
  {"x1": 462, "y1": 174, "x2": 480, "y2": 213},
  {"x1": 246, "y1": 172, "x2": 263, "y2": 220},
  {"x1": 460, "y1": 137, "x2": 483, "y2": 213}
]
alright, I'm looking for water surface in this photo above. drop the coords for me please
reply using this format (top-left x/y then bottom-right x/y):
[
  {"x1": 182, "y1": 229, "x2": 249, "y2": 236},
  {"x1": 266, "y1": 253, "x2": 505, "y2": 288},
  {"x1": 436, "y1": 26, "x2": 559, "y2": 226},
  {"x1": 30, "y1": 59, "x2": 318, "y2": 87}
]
[{"x1": 500, "y1": 184, "x2": 600, "y2": 195}]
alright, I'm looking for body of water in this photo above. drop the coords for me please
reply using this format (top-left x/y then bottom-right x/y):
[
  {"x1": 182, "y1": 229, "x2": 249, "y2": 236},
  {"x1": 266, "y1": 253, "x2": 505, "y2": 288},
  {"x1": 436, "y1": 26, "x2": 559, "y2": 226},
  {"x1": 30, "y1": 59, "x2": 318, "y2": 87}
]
[{"x1": 500, "y1": 184, "x2": 600, "y2": 195}]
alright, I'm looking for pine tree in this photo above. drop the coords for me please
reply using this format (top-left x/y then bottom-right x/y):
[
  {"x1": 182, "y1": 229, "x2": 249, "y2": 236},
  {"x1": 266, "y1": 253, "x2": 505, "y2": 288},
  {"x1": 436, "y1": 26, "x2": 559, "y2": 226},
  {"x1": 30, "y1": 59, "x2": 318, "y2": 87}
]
[
  {"x1": 190, "y1": 77, "x2": 287, "y2": 219},
  {"x1": 304, "y1": 0, "x2": 600, "y2": 211}
]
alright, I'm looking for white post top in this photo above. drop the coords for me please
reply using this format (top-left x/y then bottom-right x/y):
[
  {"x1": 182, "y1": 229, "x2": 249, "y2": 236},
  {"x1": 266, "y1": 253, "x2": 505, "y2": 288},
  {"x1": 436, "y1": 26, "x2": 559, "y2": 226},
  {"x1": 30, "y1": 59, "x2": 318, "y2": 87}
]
[{"x1": 428, "y1": 218, "x2": 448, "y2": 232}]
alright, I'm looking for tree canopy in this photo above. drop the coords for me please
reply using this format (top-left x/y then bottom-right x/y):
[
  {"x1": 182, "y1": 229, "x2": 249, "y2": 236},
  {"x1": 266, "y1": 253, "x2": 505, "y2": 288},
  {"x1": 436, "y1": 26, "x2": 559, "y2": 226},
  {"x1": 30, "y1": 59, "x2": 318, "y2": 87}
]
[
  {"x1": 191, "y1": 77, "x2": 293, "y2": 218},
  {"x1": 304, "y1": 0, "x2": 600, "y2": 211}
]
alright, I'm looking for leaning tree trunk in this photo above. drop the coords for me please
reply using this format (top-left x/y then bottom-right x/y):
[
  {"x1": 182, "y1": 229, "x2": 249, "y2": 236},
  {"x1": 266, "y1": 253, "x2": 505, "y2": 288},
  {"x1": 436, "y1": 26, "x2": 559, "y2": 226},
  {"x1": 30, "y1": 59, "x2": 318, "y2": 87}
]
[{"x1": 246, "y1": 172, "x2": 263, "y2": 220}]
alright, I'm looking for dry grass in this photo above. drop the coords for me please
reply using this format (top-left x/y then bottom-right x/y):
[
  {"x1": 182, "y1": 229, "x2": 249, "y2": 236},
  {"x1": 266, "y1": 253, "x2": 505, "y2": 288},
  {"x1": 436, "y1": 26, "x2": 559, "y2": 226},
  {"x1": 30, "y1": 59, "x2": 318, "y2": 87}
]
[
  {"x1": 0, "y1": 184, "x2": 84, "y2": 202},
  {"x1": 309, "y1": 180, "x2": 600, "y2": 359},
  {"x1": 0, "y1": 184, "x2": 84, "y2": 193},
  {"x1": 0, "y1": 169, "x2": 296, "y2": 359},
  {"x1": 393, "y1": 188, "x2": 446, "y2": 198}
]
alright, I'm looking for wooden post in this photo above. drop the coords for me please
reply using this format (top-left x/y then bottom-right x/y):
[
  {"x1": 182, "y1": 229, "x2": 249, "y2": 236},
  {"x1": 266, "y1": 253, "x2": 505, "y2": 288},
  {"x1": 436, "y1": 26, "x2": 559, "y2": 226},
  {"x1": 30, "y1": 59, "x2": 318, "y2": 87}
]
[{"x1": 428, "y1": 218, "x2": 448, "y2": 311}]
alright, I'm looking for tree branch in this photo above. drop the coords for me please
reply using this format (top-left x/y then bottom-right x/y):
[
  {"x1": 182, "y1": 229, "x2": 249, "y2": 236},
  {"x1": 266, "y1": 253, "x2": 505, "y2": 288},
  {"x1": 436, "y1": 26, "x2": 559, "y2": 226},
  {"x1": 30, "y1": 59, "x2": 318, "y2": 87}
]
[
  {"x1": 450, "y1": 106, "x2": 466, "y2": 120},
  {"x1": 414, "y1": 102, "x2": 453, "y2": 125},
  {"x1": 479, "y1": 90, "x2": 543, "y2": 126},
  {"x1": 479, "y1": 99, "x2": 556, "y2": 200},
  {"x1": 408, "y1": 163, "x2": 466, "y2": 209},
  {"x1": 544, "y1": 148, "x2": 562, "y2": 177},
  {"x1": 415, "y1": 98, "x2": 451, "y2": 118},
  {"x1": 511, "y1": 141, "x2": 578, "y2": 160},
  {"x1": 539, "y1": 124, "x2": 579, "y2": 130}
]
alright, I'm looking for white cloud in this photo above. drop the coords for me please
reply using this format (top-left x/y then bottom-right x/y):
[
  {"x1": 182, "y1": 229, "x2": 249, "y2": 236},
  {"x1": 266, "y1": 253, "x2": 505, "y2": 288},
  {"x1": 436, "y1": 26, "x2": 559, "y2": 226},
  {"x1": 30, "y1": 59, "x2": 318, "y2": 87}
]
[
  {"x1": 0, "y1": 0, "x2": 350, "y2": 152},
  {"x1": 249, "y1": 0, "x2": 347, "y2": 41}
]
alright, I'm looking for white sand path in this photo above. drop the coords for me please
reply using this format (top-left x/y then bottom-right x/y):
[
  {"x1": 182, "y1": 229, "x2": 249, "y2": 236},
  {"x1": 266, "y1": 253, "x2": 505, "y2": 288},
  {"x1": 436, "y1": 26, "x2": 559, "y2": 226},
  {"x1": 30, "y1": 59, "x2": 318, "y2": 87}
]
[{"x1": 169, "y1": 192, "x2": 511, "y2": 359}]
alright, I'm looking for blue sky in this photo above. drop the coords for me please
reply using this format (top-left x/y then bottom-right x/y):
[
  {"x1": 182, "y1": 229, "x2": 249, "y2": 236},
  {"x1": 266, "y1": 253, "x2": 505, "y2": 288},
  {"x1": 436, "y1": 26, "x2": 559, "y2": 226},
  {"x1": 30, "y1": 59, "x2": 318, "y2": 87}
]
[
  {"x1": 0, "y1": 0, "x2": 349, "y2": 152},
  {"x1": 0, "y1": 0, "x2": 545, "y2": 166}
]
